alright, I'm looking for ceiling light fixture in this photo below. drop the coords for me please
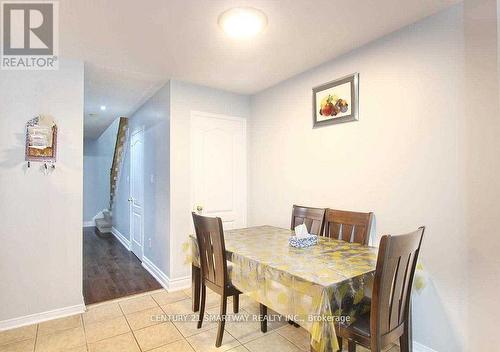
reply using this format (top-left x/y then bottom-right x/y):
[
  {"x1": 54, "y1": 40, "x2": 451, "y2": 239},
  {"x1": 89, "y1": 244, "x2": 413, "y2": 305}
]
[
  {"x1": 100, "y1": 105, "x2": 106, "y2": 111},
  {"x1": 218, "y1": 7, "x2": 267, "y2": 39}
]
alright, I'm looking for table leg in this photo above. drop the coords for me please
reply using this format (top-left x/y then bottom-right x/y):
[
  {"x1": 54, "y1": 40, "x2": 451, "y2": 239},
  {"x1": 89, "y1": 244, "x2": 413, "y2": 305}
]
[
  {"x1": 401, "y1": 298, "x2": 413, "y2": 352},
  {"x1": 260, "y1": 304, "x2": 268, "y2": 333},
  {"x1": 408, "y1": 299, "x2": 413, "y2": 352},
  {"x1": 192, "y1": 264, "x2": 200, "y2": 312}
]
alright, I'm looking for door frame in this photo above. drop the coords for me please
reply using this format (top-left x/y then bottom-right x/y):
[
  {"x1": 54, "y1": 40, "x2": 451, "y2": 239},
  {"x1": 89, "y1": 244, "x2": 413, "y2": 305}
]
[
  {"x1": 190, "y1": 110, "x2": 248, "y2": 228},
  {"x1": 129, "y1": 126, "x2": 145, "y2": 261}
]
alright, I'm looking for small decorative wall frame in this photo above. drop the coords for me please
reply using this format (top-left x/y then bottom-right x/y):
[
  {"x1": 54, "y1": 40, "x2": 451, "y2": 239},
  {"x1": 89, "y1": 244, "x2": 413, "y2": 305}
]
[
  {"x1": 25, "y1": 115, "x2": 58, "y2": 165},
  {"x1": 313, "y1": 73, "x2": 359, "y2": 127}
]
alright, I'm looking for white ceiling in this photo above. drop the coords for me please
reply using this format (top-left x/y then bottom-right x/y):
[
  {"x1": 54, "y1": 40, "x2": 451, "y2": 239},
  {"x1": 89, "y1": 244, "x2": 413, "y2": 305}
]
[
  {"x1": 67, "y1": 0, "x2": 460, "y2": 138},
  {"x1": 84, "y1": 64, "x2": 165, "y2": 139}
]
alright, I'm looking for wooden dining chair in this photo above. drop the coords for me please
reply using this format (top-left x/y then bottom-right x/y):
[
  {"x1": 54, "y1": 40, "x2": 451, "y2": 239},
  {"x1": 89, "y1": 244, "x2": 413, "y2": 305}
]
[
  {"x1": 323, "y1": 209, "x2": 374, "y2": 245},
  {"x1": 192, "y1": 212, "x2": 241, "y2": 347},
  {"x1": 337, "y1": 227, "x2": 425, "y2": 352},
  {"x1": 291, "y1": 205, "x2": 326, "y2": 235}
]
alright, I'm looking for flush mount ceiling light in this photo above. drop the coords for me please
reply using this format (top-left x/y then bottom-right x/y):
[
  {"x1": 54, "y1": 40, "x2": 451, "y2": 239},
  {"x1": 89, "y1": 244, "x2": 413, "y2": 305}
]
[
  {"x1": 218, "y1": 7, "x2": 267, "y2": 39},
  {"x1": 100, "y1": 105, "x2": 106, "y2": 111}
]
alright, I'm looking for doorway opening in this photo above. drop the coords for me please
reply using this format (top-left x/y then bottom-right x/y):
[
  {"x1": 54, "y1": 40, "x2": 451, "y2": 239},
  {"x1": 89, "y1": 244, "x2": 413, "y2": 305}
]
[{"x1": 82, "y1": 67, "x2": 162, "y2": 305}]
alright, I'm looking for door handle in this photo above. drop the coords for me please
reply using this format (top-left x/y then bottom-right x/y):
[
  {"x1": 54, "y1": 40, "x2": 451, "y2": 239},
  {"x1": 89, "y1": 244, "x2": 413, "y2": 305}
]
[{"x1": 128, "y1": 197, "x2": 133, "y2": 202}]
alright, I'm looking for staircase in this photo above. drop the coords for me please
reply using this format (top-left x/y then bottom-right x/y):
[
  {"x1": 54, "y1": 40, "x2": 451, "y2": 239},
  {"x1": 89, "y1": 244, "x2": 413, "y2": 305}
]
[
  {"x1": 95, "y1": 117, "x2": 129, "y2": 233},
  {"x1": 110, "y1": 117, "x2": 129, "y2": 209},
  {"x1": 95, "y1": 210, "x2": 112, "y2": 233}
]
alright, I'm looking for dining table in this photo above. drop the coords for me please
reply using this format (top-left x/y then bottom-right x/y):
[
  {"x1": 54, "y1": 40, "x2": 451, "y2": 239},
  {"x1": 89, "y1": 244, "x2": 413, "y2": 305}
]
[{"x1": 189, "y1": 225, "x2": 378, "y2": 352}]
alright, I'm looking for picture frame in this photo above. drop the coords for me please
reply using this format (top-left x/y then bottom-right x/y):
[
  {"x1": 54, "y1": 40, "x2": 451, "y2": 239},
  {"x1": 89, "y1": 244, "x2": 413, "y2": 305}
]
[
  {"x1": 312, "y1": 73, "x2": 359, "y2": 127},
  {"x1": 25, "y1": 116, "x2": 58, "y2": 163}
]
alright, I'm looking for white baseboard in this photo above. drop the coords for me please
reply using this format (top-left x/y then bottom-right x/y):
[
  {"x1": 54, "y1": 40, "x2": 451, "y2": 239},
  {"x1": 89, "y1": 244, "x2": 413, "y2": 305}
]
[
  {"x1": 0, "y1": 303, "x2": 86, "y2": 331},
  {"x1": 142, "y1": 256, "x2": 190, "y2": 292},
  {"x1": 413, "y1": 342, "x2": 438, "y2": 352},
  {"x1": 83, "y1": 221, "x2": 94, "y2": 227},
  {"x1": 142, "y1": 256, "x2": 169, "y2": 289},
  {"x1": 111, "y1": 227, "x2": 131, "y2": 250},
  {"x1": 167, "y1": 274, "x2": 192, "y2": 291}
]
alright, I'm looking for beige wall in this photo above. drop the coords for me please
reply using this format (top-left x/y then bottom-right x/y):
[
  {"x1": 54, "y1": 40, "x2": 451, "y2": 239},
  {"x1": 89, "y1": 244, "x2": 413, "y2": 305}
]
[
  {"x1": 249, "y1": 6, "x2": 467, "y2": 351},
  {"x1": 464, "y1": 0, "x2": 500, "y2": 349},
  {"x1": 0, "y1": 60, "x2": 85, "y2": 326}
]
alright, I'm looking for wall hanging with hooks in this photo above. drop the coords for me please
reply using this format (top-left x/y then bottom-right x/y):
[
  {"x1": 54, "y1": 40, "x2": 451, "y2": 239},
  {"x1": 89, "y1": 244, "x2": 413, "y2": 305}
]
[{"x1": 25, "y1": 115, "x2": 58, "y2": 172}]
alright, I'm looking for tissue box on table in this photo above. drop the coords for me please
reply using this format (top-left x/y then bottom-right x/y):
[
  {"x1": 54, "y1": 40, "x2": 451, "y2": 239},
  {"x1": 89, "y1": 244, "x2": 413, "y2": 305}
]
[{"x1": 289, "y1": 224, "x2": 318, "y2": 248}]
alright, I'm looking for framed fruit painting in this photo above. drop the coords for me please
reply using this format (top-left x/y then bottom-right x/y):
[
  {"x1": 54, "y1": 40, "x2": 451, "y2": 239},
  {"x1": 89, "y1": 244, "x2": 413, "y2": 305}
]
[{"x1": 312, "y1": 73, "x2": 359, "y2": 127}]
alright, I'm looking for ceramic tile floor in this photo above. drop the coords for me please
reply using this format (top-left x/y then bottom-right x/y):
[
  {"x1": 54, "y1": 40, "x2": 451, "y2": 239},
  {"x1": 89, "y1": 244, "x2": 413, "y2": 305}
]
[{"x1": 0, "y1": 288, "x2": 400, "y2": 352}]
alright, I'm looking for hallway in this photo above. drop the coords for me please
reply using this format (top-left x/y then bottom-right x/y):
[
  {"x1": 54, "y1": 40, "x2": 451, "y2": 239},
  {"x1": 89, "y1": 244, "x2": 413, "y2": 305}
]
[{"x1": 83, "y1": 227, "x2": 162, "y2": 305}]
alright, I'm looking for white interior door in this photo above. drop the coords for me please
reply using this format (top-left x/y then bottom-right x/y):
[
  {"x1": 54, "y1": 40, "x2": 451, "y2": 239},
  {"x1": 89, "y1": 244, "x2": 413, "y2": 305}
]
[
  {"x1": 130, "y1": 128, "x2": 144, "y2": 260},
  {"x1": 191, "y1": 111, "x2": 247, "y2": 230}
]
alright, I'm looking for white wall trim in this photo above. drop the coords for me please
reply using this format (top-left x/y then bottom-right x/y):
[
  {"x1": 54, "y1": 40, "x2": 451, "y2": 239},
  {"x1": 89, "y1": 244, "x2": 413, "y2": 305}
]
[
  {"x1": 142, "y1": 256, "x2": 169, "y2": 288},
  {"x1": 414, "y1": 341, "x2": 438, "y2": 352},
  {"x1": 142, "y1": 256, "x2": 190, "y2": 292},
  {"x1": 0, "y1": 304, "x2": 86, "y2": 331},
  {"x1": 129, "y1": 126, "x2": 145, "y2": 261},
  {"x1": 111, "y1": 227, "x2": 131, "y2": 250},
  {"x1": 167, "y1": 274, "x2": 192, "y2": 291},
  {"x1": 83, "y1": 221, "x2": 94, "y2": 227},
  {"x1": 190, "y1": 110, "x2": 246, "y2": 123}
]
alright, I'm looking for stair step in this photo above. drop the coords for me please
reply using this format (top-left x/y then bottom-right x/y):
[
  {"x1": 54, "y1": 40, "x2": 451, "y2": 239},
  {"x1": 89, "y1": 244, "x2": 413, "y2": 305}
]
[
  {"x1": 95, "y1": 216, "x2": 110, "y2": 225},
  {"x1": 95, "y1": 219, "x2": 112, "y2": 233},
  {"x1": 97, "y1": 226, "x2": 112, "y2": 234},
  {"x1": 103, "y1": 210, "x2": 112, "y2": 221}
]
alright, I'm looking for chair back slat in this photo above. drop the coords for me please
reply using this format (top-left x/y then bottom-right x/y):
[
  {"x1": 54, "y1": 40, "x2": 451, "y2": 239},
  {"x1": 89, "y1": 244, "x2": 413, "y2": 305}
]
[
  {"x1": 324, "y1": 209, "x2": 373, "y2": 245},
  {"x1": 290, "y1": 205, "x2": 325, "y2": 236},
  {"x1": 371, "y1": 227, "x2": 425, "y2": 343},
  {"x1": 192, "y1": 212, "x2": 228, "y2": 289}
]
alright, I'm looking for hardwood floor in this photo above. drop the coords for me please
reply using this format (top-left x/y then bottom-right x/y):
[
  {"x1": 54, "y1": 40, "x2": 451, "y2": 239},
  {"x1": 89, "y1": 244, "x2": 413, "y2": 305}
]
[{"x1": 83, "y1": 227, "x2": 162, "y2": 305}]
